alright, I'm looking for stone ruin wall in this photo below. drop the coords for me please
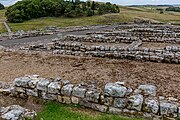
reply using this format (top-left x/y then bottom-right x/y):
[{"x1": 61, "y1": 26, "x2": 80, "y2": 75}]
[
  {"x1": 22, "y1": 37, "x2": 180, "y2": 64},
  {"x1": 0, "y1": 75, "x2": 180, "y2": 119},
  {"x1": 19, "y1": 23, "x2": 180, "y2": 64}
]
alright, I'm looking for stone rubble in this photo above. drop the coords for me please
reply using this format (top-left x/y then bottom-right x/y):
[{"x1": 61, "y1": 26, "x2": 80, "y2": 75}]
[{"x1": 0, "y1": 105, "x2": 36, "y2": 120}]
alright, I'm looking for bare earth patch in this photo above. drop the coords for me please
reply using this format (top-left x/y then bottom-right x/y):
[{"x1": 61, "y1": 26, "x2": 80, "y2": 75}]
[{"x1": 0, "y1": 50, "x2": 180, "y2": 100}]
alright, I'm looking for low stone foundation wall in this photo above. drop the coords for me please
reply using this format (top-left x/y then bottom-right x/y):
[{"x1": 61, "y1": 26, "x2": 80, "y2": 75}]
[
  {"x1": 21, "y1": 40, "x2": 180, "y2": 64},
  {"x1": 0, "y1": 75, "x2": 180, "y2": 119}
]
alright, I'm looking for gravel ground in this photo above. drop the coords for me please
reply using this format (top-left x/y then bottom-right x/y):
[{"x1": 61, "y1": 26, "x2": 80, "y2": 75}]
[{"x1": 0, "y1": 50, "x2": 180, "y2": 100}]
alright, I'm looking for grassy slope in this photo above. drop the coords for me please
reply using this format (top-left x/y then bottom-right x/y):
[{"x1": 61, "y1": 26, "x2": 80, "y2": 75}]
[
  {"x1": 36, "y1": 102, "x2": 143, "y2": 120},
  {"x1": 9, "y1": 13, "x2": 133, "y2": 31},
  {"x1": 121, "y1": 6, "x2": 180, "y2": 24},
  {"x1": 0, "y1": 10, "x2": 6, "y2": 33},
  {"x1": 0, "y1": 5, "x2": 178, "y2": 32}
]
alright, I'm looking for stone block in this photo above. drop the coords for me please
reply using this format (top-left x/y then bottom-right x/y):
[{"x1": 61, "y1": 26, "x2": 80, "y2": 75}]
[
  {"x1": 138, "y1": 85, "x2": 157, "y2": 96},
  {"x1": 104, "y1": 83, "x2": 127, "y2": 97},
  {"x1": 48, "y1": 82, "x2": 61, "y2": 94},
  {"x1": 85, "y1": 90, "x2": 101, "y2": 103},
  {"x1": 128, "y1": 94, "x2": 144, "y2": 111},
  {"x1": 14, "y1": 87, "x2": 26, "y2": 93},
  {"x1": 91, "y1": 103, "x2": 108, "y2": 113},
  {"x1": 28, "y1": 79, "x2": 39, "y2": 89},
  {"x1": 71, "y1": 96, "x2": 79, "y2": 104},
  {"x1": 100, "y1": 96, "x2": 113, "y2": 106},
  {"x1": 160, "y1": 102, "x2": 178, "y2": 118},
  {"x1": 37, "y1": 79, "x2": 50, "y2": 92},
  {"x1": 42, "y1": 92, "x2": 57, "y2": 100},
  {"x1": 14, "y1": 77, "x2": 31, "y2": 88},
  {"x1": 26, "y1": 89, "x2": 38, "y2": 97},
  {"x1": 72, "y1": 86, "x2": 86, "y2": 98},
  {"x1": 79, "y1": 99, "x2": 93, "y2": 108},
  {"x1": 62, "y1": 96, "x2": 71, "y2": 104},
  {"x1": 108, "y1": 107, "x2": 123, "y2": 114},
  {"x1": 61, "y1": 84, "x2": 74, "y2": 96},
  {"x1": 114, "y1": 98, "x2": 127, "y2": 109},
  {"x1": 143, "y1": 97, "x2": 159, "y2": 114}
]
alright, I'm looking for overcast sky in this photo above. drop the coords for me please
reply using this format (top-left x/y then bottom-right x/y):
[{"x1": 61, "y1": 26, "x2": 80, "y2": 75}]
[{"x1": 0, "y1": 0, "x2": 179, "y2": 6}]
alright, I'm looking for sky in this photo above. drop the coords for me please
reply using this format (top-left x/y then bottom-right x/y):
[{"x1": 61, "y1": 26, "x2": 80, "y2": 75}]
[{"x1": 0, "y1": 0, "x2": 179, "y2": 6}]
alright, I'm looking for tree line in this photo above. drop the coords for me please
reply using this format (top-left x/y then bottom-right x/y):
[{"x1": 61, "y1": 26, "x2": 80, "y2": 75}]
[
  {"x1": 0, "y1": 3, "x2": 5, "y2": 10},
  {"x1": 166, "y1": 7, "x2": 180, "y2": 12},
  {"x1": 5, "y1": 0, "x2": 120, "y2": 23}
]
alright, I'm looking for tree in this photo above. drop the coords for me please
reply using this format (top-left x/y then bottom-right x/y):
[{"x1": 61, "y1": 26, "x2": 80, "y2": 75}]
[
  {"x1": 0, "y1": 3, "x2": 5, "y2": 10},
  {"x1": 91, "y1": 1, "x2": 96, "y2": 15},
  {"x1": 86, "y1": 8, "x2": 93, "y2": 16},
  {"x1": 5, "y1": 0, "x2": 120, "y2": 23}
]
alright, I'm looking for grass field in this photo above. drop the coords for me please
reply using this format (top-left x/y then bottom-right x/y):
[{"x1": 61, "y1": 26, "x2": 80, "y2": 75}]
[
  {"x1": 0, "y1": 5, "x2": 179, "y2": 32},
  {"x1": 36, "y1": 102, "x2": 142, "y2": 120},
  {"x1": 0, "y1": 10, "x2": 6, "y2": 33},
  {"x1": 8, "y1": 13, "x2": 133, "y2": 31},
  {"x1": 0, "y1": 22, "x2": 6, "y2": 33}
]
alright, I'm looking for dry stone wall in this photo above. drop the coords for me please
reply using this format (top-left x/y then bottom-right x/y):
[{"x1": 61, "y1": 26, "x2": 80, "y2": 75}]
[
  {"x1": 0, "y1": 75, "x2": 180, "y2": 119},
  {"x1": 1, "y1": 25, "x2": 109, "y2": 40},
  {"x1": 21, "y1": 39, "x2": 180, "y2": 64}
]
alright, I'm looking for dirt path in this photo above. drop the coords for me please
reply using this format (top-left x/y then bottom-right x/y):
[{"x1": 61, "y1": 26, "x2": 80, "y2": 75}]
[{"x1": 0, "y1": 50, "x2": 180, "y2": 100}]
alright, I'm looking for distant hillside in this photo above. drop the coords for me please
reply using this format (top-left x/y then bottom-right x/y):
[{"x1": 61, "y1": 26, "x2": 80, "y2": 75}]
[{"x1": 128, "y1": 5, "x2": 174, "y2": 7}]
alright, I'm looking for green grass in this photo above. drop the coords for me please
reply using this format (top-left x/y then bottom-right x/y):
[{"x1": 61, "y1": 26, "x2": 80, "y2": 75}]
[
  {"x1": 0, "y1": 10, "x2": 6, "y2": 33},
  {"x1": 9, "y1": 13, "x2": 132, "y2": 32},
  {"x1": 36, "y1": 102, "x2": 143, "y2": 120},
  {"x1": 120, "y1": 6, "x2": 180, "y2": 24},
  {"x1": 0, "y1": 22, "x2": 6, "y2": 33},
  {"x1": 0, "y1": 5, "x2": 179, "y2": 32}
]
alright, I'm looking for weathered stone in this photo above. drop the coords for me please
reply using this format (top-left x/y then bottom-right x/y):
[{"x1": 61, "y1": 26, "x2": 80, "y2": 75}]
[
  {"x1": 37, "y1": 79, "x2": 50, "y2": 91},
  {"x1": 14, "y1": 87, "x2": 26, "y2": 93},
  {"x1": 126, "y1": 87, "x2": 133, "y2": 96},
  {"x1": 92, "y1": 103, "x2": 108, "y2": 113},
  {"x1": 101, "y1": 96, "x2": 113, "y2": 106},
  {"x1": 61, "y1": 84, "x2": 74, "y2": 96},
  {"x1": 79, "y1": 99, "x2": 92, "y2": 108},
  {"x1": 0, "y1": 87, "x2": 13, "y2": 95},
  {"x1": 60, "y1": 80, "x2": 70, "y2": 86},
  {"x1": 71, "y1": 96, "x2": 79, "y2": 104},
  {"x1": 104, "y1": 83, "x2": 127, "y2": 97},
  {"x1": 1, "y1": 105, "x2": 25, "y2": 120},
  {"x1": 19, "y1": 93, "x2": 28, "y2": 99},
  {"x1": 160, "y1": 102, "x2": 178, "y2": 118},
  {"x1": 0, "y1": 105, "x2": 36, "y2": 120},
  {"x1": 143, "y1": 97, "x2": 159, "y2": 114},
  {"x1": 61, "y1": 96, "x2": 71, "y2": 104},
  {"x1": 138, "y1": 85, "x2": 157, "y2": 96},
  {"x1": 13, "y1": 77, "x2": 31, "y2": 87},
  {"x1": 57, "y1": 95, "x2": 63, "y2": 103},
  {"x1": 72, "y1": 86, "x2": 86, "y2": 98},
  {"x1": 26, "y1": 89, "x2": 38, "y2": 97},
  {"x1": 23, "y1": 111, "x2": 37, "y2": 120},
  {"x1": 85, "y1": 90, "x2": 100, "y2": 103},
  {"x1": 178, "y1": 107, "x2": 180, "y2": 119},
  {"x1": 48, "y1": 82, "x2": 61, "y2": 94},
  {"x1": 28, "y1": 79, "x2": 39, "y2": 89},
  {"x1": 128, "y1": 94, "x2": 144, "y2": 111},
  {"x1": 114, "y1": 98, "x2": 127, "y2": 109},
  {"x1": 42, "y1": 92, "x2": 57, "y2": 100},
  {"x1": 108, "y1": 107, "x2": 122, "y2": 114}
]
